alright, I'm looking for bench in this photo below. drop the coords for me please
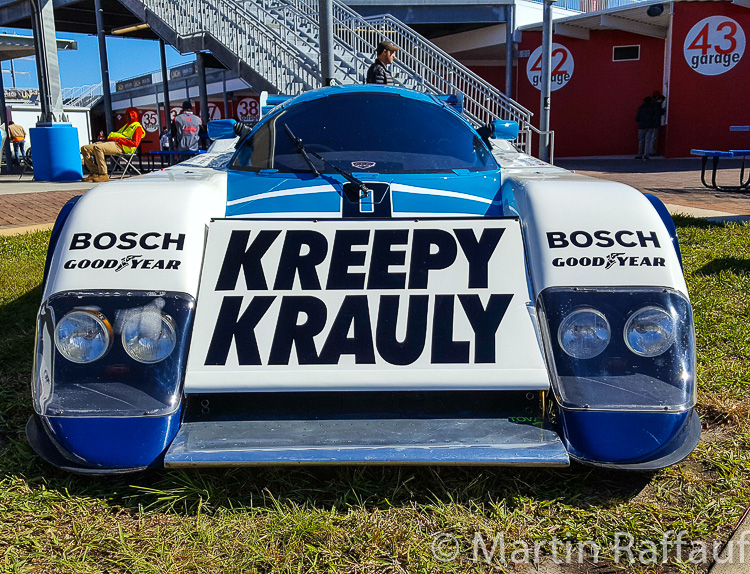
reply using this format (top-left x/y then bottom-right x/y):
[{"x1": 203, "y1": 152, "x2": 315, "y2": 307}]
[{"x1": 690, "y1": 149, "x2": 750, "y2": 192}]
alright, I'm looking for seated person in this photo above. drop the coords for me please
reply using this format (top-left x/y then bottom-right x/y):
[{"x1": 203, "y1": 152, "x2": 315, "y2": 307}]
[{"x1": 81, "y1": 107, "x2": 144, "y2": 182}]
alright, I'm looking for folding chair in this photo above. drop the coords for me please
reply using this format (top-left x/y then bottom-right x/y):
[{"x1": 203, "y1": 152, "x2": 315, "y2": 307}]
[{"x1": 110, "y1": 152, "x2": 142, "y2": 179}]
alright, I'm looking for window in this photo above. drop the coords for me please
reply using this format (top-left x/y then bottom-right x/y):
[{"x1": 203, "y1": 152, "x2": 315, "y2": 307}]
[
  {"x1": 613, "y1": 45, "x2": 640, "y2": 61},
  {"x1": 231, "y1": 93, "x2": 497, "y2": 174}
]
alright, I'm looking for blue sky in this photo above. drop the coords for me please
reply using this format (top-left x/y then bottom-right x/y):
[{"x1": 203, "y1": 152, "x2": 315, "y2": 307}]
[{"x1": 1, "y1": 27, "x2": 195, "y2": 89}]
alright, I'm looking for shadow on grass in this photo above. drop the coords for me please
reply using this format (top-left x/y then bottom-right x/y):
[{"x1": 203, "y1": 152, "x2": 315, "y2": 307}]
[
  {"x1": 0, "y1": 285, "x2": 42, "y2": 378},
  {"x1": 0, "y1": 286, "x2": 653, "y2": 520},
  {"x1": 695, "y1": 257, "x2": 750, "y2": 276},
  {"x1": 673, "y1": 216, "x2": 750, "y2": 229}
]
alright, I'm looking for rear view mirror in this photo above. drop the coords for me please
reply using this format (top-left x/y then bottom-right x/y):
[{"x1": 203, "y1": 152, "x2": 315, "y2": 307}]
[
  {"x1": 491, "y1": 120, "x2": 519, "y2": 140},
  {"x1": 208, "y1": 119, "x2": 237, "y2": 140}
]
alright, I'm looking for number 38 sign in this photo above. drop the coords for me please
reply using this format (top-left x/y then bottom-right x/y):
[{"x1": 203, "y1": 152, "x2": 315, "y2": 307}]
[{"x1": 684, "y1": 16, "x2": 745, "y2": 75}]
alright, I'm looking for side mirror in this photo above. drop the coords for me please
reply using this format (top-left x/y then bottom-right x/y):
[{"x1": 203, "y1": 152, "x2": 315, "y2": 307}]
[
  {"x1": 491, "y1": 120, "x2": 519, "y2": 140},
  {"x1": 208, "y1": 119, "x2": 237, "y2": 140}
]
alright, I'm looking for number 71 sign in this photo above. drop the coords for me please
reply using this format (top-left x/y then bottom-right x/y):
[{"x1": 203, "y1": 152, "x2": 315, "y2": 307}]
[
  {"x1": 526, "y1": 44, "x2": 575, "y2": 91},
  {"x1": 684, "y1": 16, "x2": 745, "y2": 75}
]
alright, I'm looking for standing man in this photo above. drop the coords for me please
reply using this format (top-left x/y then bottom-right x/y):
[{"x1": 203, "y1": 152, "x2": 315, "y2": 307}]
[
  {"x1": 80, "y1": 107, "x2": 144, "y2": 182},
  {"x1": 173, "y1": 100, "x2": 202, "y2": 153},
  {"x1": 7, "y1": 121, "x2": 26, "y2": 167},
  {"x1": 366, "y1": 41, "x2": 399, "y2": 85}
]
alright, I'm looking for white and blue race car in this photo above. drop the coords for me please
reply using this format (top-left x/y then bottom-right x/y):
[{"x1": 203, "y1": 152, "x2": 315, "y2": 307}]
[{"x1": 29, "y1": 85, "x2": 699, "y2": 473}]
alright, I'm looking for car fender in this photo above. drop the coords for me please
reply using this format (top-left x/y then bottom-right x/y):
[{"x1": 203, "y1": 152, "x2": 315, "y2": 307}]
[
  {"x1": 502, "y1": 174, "x2": 688, "y2": 298},
  {"x1": 43, "y1": 171, "x2": 228, "y2": 300}
]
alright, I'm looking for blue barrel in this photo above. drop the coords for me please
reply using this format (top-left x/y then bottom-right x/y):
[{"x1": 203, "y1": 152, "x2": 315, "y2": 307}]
[{"x1": 29, "y1": 123, "x2": 83, "y2": 182}]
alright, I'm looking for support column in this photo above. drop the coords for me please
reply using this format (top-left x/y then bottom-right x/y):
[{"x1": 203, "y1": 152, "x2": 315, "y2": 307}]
[
  {"x1": 538, "y1": 0, "x2": 554, "y2": 162},
  {"x1": 154, "y1": 85, "x2": 164, "y2": 135},
  {"x1": 30, "y1": 0, "x2": 66, "y2": 123},
  {"x1": 159, "y1": 39, "x2": 173, "y2": 153},
  {"x1": 223, "y1": 70, "x2": 229, "y2": 119},
  {"x1": 29, "y1": 0, "x2": 82, "y2": 181},
  {"x1": 504, "y1": 4, "x2": 515, "y2": 98},
  {"x1": 0, "y1": 64, "x2": 13, "y2": 174},
  {"x1": 94, "y1": 0, "x2": 113, "y2": 135},
  {"x1": 319, "y1": 0, "x2": 334, "y2": 85},
  {"x1": 196, "y1": 52, "x2": 209, "y2": 127}
]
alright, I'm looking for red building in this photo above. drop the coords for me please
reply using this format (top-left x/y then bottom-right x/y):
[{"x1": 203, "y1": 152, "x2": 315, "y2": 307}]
[{"x1": 510, "y1": 0, "x2": 750, "y2": 158}]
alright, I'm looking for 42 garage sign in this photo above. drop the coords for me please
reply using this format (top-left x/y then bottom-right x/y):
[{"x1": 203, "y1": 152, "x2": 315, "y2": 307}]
[
  {"x1": 526, "y1": 43, "x2": 574, "y2": 90},
  {"x1": 185, "y1": 219, "x2": 548, "y2": 392},
  {"x1": 684, "y1": 16, "x2": 745, "y2": 75}
]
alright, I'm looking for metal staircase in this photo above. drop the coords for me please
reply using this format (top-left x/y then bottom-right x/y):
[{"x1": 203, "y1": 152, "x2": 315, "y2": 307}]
[
  {"x1": 62, "y1": 83, "x2": 104, "y2": 108},
  {"x1": 121, "y1": 0, "x2": 538, "y2": 152}
]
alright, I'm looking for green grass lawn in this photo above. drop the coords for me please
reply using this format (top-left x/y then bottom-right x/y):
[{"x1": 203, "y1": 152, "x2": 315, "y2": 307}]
[{"x1": 0, "y1": 221, "x2": 748, "y2": 573}]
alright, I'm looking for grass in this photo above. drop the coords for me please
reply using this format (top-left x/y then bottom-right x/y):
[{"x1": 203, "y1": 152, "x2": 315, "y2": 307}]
[{"x1": 0, "y1": 221, "x2": 749, "y2": 573}]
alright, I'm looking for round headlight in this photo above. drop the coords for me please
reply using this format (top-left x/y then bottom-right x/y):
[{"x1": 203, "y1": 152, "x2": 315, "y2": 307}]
[
  {"x1": 558, "y1": 308, "x2": 611, "y2": 359},
  {"x1": 624, "y1": 306, "x2": 676, "y2": 357},
  {"x1": 121, "y1": 308, "x2": 177, "y2": 364},
  {"x1": 54, "y1": 309, "x2": 112, "y2": 363}
]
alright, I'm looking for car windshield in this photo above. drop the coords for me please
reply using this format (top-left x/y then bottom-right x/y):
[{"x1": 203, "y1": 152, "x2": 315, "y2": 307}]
[{"x1": 230, "y1": 92, "x2": 497, "y2": 174}]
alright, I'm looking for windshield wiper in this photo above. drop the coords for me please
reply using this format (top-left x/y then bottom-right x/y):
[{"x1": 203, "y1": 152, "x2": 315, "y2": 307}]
[{"x1": 283, "y1": 124, "x2": 371, "y2": 199}]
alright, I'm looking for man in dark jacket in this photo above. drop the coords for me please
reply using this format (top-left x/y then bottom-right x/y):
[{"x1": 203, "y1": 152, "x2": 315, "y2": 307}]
[
  {"x1": 366, "y1": 41, "x2": 399, "y2": 85},
  {"x1": 635, "y1": 95, "x2": 665, "y2": 159}
]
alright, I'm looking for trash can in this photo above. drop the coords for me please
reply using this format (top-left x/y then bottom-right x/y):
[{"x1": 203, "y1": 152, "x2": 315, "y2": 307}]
[{"x1": 29, "y1": 123, "x2": 83, "y2": 182}]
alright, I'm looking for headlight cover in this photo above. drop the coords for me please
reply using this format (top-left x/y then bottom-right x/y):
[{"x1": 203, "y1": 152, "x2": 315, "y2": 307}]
[
  {"x1": 54, "y1": 309, "x2": 112, "y2": 363},
  {"x1": 121, "y1": 303, "x2": 177, "y2": 364},
  {"x1": 624, "y1": 306, "x2": 676, "y2": 357},
  {"x1": 557, "y1": 308, "x2": 611, "y2": 359},
  {"x1": 34, "y1": 291, "x2": 195, "y2": 418},
  {"x1": 537, "y1": 287, "x2": 695, "y2": 412}
]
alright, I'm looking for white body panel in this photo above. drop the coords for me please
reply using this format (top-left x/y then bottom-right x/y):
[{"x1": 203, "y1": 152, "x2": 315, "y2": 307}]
[
  {"x1": 185, "y1": 218, "x2": 549, "y2": 392},
  {"x1": 502, "y1": 174, "x2": 688, "y2": 297},
  {"x1": 44, "y1": 171, "x2": 227, "y2": 299}
]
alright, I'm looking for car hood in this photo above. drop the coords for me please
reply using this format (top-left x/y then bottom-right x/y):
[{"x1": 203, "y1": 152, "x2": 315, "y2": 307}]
[{"x1": 225, "y1": 170, "x2": 503, "y2": 218}]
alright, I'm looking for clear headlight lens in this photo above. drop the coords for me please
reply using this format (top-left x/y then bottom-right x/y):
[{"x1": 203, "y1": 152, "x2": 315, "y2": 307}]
[
  {"x1": 54, "y1": 309, "x2": 112, "y2": 363},
  {"x1": 121, "y1": 306, "x2": 177, "y2": 364},
  {"x1": 624, "y1": 306, "x2": 676, "y2": 357},
  {"x1": 557, "y1": 308, "x2": 611, "y2": 359}
]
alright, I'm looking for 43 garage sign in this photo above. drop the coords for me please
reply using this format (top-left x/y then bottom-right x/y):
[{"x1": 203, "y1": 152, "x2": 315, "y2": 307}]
[
  {"x1": 684, "y1": 16, "x2": 745, "y2": 75},
  {"x1": 185, "y1": 219, "x2": 548, "y2": 392}
]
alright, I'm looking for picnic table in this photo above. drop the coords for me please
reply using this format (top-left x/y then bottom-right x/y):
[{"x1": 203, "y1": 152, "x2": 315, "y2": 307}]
[{"x1": 690, "y1": 126, "x2": 750, "y2": 192}]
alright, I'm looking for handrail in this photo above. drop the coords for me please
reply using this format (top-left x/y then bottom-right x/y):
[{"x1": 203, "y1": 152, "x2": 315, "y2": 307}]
[
  {"x1": 276, "y1": 0, "x2": 535, "y2": 152},
  {"x1": 61, "y1": 83, "x2": 104, "y2": 108}
]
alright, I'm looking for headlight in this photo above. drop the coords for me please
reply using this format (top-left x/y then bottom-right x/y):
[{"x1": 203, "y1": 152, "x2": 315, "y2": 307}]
[
  {"x1": 624, "y1": 306, "x2": 676, "y2": 357},
  {"x1": 54, "y1": 309, "x2": 113, "y2": 363},
  {"x1": 557, "y1": 308, "x2": 611, "y2": 359},
  {"x1": 121, "y1": 305, "x2": 177, "y2": 364}
]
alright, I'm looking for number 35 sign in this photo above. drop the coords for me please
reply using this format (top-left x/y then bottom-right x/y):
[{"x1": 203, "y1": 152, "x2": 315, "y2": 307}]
[{"x1": 684, "y1": 16, "x2": 745, "y2": 75}]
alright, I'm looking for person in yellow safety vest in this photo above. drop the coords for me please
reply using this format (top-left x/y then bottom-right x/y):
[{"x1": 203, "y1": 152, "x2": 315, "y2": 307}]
[{"x1": 80, "y1": 107, "x2": 145, "y2": 183}]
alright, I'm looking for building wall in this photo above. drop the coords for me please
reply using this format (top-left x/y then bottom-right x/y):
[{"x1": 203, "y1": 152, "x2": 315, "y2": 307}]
[
  {"x1": 514, "y1": 30, "x2": 665, "y2": 157},
  {"x1": 665, "y1": 1, "x2": 750, "y2": 157}
]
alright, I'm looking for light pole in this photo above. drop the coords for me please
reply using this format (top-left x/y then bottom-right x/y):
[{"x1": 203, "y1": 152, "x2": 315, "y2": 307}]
[{"x1": 538, "y1": 0, "x2": 555, "y2": 162}]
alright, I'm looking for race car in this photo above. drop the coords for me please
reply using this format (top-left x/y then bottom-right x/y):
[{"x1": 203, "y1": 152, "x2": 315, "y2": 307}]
[{"x1": 28, "y1": 85, "x2": 699, "y2": 473}]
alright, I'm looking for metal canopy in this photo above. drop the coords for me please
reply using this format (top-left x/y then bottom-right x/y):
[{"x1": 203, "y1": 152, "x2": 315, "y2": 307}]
[
  {"x1": 518, "y1": 0, "x2": 672, "y2": 39},
  {"x1": 0, "y1": 0, "x2": 157, "y2": 39},
  {"x1": 0, "y1": 32, "x2": 76, "y2": 62}
]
